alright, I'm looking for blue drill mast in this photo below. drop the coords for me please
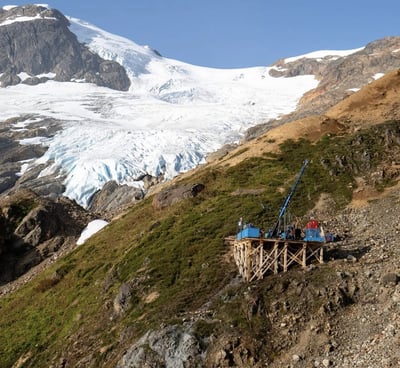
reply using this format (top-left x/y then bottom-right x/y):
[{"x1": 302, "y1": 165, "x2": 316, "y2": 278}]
[{"x1": 270, "y1": 159, "x2": 309, "y2": 238}]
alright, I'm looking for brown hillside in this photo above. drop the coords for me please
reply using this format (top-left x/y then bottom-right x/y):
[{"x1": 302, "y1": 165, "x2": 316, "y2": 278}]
[
  {"x1": 326, "y1": 68, "x2": 400, "y2": 126},
  {"x1": 218, "y1": 68, "x2": 400, "y2": 168}
]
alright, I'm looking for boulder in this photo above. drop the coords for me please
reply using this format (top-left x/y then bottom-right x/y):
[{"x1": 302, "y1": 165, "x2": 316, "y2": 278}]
[
  {"x1": 152, "y1": 183, "x2": 205, "y2": 210},
  {"x1": 117, "y1": 325, "x2": 202, "y2": 368},
  {"x1": 88, "y1": 181, "x2": 145, "y2": 215}
]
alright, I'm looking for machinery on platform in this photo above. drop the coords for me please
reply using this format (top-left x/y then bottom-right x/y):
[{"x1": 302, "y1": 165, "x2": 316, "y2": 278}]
[{"x1": 236, "y1": 159, "x2": 327, "y2": 243}]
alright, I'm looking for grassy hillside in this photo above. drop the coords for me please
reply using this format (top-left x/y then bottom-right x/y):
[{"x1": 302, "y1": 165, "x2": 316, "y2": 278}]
[{"x1": 1, "y1": 121, "x2": 400, "y2": 367}]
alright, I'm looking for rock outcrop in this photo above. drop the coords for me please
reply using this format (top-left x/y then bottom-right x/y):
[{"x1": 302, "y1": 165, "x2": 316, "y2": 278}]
[
  {"x1": 273, "y1": 37, "x2": 400, "y2": 116},
  {"x1": 118, "y1": 325, "x2": 202, "y2": 368},
  {"x1": 0, "y1": 190, "x2": 94, "y2": 285},
  {"x1": 0, "y1": 5, "x2": 130, "y2": 90},
  {"x1": 0, "y1": 115, "x2": 63, "y2": 197},
  {"x1": 246, "y1": 37, "x2": 400, "y2": 140},
  {"x1": 88, "y1": 180, "x2": 145, "y2": 218},
  {"x1": 152, "y1": 183, "x2": 205, "y2": 210}
]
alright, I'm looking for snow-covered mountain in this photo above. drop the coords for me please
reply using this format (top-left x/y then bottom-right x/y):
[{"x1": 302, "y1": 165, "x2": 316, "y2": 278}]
[{"x1": 0, "y1": 5, "x2": 364, "y2": 208}]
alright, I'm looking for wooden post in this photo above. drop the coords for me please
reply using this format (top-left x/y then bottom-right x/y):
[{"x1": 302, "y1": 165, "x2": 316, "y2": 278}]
[
  {"x1": 273, "y1": 241, "x2": 279, "y2": 274},
  {"x1": 258, "y1": 244, "x2": 264, "y2": 280},
  {"x1": 283, "y1": 242, "x2": 288, "y2": 272},
  {"x1": 302, "y1": 242, "x2": 307, "y2": 269},
  {"x1": 245, "y1": 241, "x2": 251, "y2": 281}
]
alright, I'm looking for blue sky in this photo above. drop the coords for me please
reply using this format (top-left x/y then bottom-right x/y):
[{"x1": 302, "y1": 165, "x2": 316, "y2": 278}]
[{"x1": 3, "y1": 0, "x2": 400, "y2": 68}]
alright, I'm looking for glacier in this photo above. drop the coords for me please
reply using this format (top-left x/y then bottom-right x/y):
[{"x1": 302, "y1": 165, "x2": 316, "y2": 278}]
[{"x1": 0, "y1": 15, "x2": 330, "y2": 208}]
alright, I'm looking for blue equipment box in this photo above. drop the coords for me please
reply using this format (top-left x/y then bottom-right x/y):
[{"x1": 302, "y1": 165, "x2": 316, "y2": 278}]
[
  {"x1": 237, "y1": 227, "x2": 260, "y2": 240},
  {"x1": 303, "y1": 229, "x2": 325, "y2": 243}
]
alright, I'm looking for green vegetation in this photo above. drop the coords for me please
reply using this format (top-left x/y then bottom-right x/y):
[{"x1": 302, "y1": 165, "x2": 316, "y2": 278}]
[{"x1": 0, "y1": 121, "x2": 399, "y2": 366}]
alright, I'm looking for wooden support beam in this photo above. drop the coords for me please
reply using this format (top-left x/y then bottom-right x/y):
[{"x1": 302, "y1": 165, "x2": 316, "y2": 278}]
[
  {"x1": 283, "y1": 242, "x2": 288, "y2": 272},
  {"x1": 245, "y1": 241, "x2": 251, "y2": 281},
  {"x1": 258, "y1": 244, "x2": 263, "y2": 280},
  {"x1": 228, "y1": 237, "x2": 324, "y2": 282},
  {"x1": 273, "y1": 242, "x2": 279, "y2": 274}
]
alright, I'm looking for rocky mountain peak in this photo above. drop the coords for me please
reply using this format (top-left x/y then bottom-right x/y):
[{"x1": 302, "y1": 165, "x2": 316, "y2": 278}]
[
  {"x1": 0, "y1": 4, "x2": 67, "y2": 25},
  {"x1": 362, "y1": 35, "x2": 400, "y2": 54},
  {"x1": 295, "y1": 37, "x2": 400, "y2": 114},
  {"x1": 0, "y1": 4, "x2": 130, "y2": 90}
]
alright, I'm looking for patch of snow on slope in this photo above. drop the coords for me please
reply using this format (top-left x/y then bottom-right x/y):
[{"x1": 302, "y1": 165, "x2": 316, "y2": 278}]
[
  {"x1": 2, "y1": 5, "x2": 18, "y2": 10},
  {"x1": 284, "y1": 47, "x2": 364, "y2": 63},
  {"x1": 18, "y1": 136, "x2": 49, "y2": 146},
  {"x1": 0, "y1": 17, "x2": 320, "y2": 208},
  {"x1": 0, "y1": 14, "x2": 56, "y2": 27},
  {"x1": 373, "y1": 73, "x2": 385, "y2": 80},
  {"x1": 77, "y1": 219, "x2": 108, "y2": 245}
]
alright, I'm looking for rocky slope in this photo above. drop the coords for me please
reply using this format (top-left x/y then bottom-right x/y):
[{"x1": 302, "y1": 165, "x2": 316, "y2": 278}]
[
  {"x1": 0, "y1": 190, "x2": 94, "y2": 286},
  {"x1": 245, "y1": 36, "x2": 400, "y2": 140},
  {"x1": 107, "y1": 184, "x2": 400, "y2": 368},
  {"x1": 262, "y1": 185, "x2": 400, "y2": 368},
  {"x1": 0, "y1": 115, "x2": 63, "y2": 196},
  {"x1": 277, "y1": 37, "x2": 400, "y2": 115},
  {"x1": 0, "y1": 5, "x2": 130, "y2": 90}
]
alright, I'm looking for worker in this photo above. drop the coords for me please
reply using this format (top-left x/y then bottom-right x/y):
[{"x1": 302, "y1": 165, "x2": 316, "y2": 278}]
[
  {"x1": 238, "y1": 217, "x2": 243, "y2": 230},
  {"x1": 294, "y1": 227, "x2": 302, "y2": 240},
  {"x1": 286, "y1": 225, "x2": 294, "y2": 240}
]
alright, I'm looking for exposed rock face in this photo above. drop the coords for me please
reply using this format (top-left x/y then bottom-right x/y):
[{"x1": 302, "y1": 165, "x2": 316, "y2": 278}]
[
  {"x1": 0, "y1": 191, "x2": 94, "y2": 285},
  {"x1": 273, "y1": 37, "x2": 400, "y2": 116},
  {"x1": 117, "y1": 324, "x2": 202, "y2": 368},
  {"x1": 152, "y1": 183, "x2": 205, "y2": 210},
  {"x1": 0, "y1": 115, "x2": 63, "y2": 197},
  {"x1": 88, "y1": 181, "x2": 144, "y2": 218},
  {"x1": 0, "y1": 5, "x2": 130, "y2": 90},
  {"x1": 246, "y1": 37, "x2": 400, "y2": 140}
]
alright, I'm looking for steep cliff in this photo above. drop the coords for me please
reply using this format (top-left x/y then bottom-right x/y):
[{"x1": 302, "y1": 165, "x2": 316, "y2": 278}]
[{"x1": 0, "y1": 5, "x2": 130, "y2": 90}]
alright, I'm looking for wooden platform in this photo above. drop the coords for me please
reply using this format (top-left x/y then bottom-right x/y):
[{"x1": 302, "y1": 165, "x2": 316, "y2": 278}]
[{"x1": 225, "y1": 236, "x2": 324, "y2": 282}]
